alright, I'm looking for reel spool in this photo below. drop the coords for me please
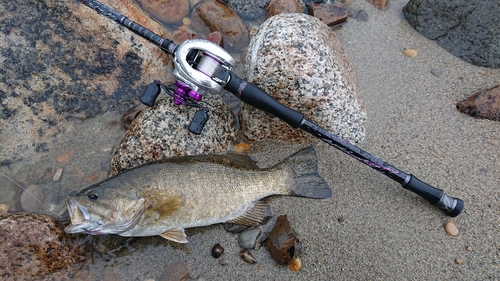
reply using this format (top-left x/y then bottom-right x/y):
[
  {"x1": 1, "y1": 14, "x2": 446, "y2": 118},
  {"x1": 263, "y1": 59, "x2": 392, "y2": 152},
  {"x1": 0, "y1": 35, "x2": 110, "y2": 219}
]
[{"x1": 140, "y1": 39, "x2": 235, "y2": 134}]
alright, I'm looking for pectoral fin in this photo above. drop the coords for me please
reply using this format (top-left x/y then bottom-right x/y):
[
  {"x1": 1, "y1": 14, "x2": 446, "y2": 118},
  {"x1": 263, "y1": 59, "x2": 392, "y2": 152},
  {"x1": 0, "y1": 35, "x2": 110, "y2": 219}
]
[
  {"x1": 226, "y1": 201, "x2": 273, "y2": 226},
  {"x1": 160, "y1": 228, "x2": 188, "y2": 243},
  {"x1": 151, "y1": 195, "x2": 184, "y2": 219}
]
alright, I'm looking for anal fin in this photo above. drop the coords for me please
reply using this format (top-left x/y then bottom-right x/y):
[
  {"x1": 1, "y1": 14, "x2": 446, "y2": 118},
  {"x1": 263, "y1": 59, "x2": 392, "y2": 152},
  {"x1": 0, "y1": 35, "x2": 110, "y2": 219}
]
[
  {"x1": 226, "y1": 201, "x2": 273, "y2": 227},
  {"x1": 160, "y1": 228, "x2": 188, "y2": 243}
]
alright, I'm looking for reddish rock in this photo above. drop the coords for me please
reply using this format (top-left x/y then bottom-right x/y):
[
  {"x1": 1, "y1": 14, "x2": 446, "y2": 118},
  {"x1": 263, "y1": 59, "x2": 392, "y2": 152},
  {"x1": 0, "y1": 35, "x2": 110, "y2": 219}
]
[
  {"x1": 265, "y1": 215, "x2": 302, "y2": 266},
  {"x1": 308, "y1": 3, "x2": 348, "y2": 27},
  {"x1": 204, "y1": 31, "x2": 224, "y2": 47},
  {"x1": 191, "y1": 0, "x2": 249, "y2": 52},
  {"x1": 172, "y1": 25, "x2": 198, "y2": 44},
  {"x1": 457, "y1": 85, "x2": 500, "y2": 121},
  {"x1": 136, "y1": 0, "x2": 190, "y2": 24},
  {"x1": 266, "y1": 0, "x2": 305, "y2": 19},
  {"x1": 84, "y1": 170, "x2": 100, "y2": 183},
  {"x1": 367, "y1": 0, "x2": 390, "y2": 11},
  {"x1": 56, "y1": 150, "x2": 74, "y2": 164}
]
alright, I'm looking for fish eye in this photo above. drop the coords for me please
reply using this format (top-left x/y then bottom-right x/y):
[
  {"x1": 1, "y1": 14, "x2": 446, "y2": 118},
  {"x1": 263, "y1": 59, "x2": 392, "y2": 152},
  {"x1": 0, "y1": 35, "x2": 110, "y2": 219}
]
[{"x1": 87, "y1": 191, "x2": 99, "y2": 201}]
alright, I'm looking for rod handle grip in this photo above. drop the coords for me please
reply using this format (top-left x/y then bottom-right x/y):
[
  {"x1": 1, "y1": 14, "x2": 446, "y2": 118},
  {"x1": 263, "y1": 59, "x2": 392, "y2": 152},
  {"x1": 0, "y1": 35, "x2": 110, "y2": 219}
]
[
  {"x1": 402, "y1": 175, "x2": 464, "y2": 217},
  {"x1": 225, "y1": 72, "x2": 304, "y2": 128}
]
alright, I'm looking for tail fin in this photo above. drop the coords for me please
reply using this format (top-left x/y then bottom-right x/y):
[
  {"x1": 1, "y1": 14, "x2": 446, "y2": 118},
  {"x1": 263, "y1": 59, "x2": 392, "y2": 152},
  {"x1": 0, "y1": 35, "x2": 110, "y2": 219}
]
[{"x1": 280, "y1": 146, "x2": 332, "y2": 199}]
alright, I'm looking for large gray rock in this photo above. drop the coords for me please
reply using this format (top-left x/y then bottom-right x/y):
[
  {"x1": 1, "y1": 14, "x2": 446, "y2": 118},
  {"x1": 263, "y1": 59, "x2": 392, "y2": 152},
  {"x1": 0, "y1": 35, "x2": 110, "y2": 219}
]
[
  {"x1": 243, "y1": 13, "x2": 366, "y2": 144},
  {"x1": 403, "y1": 0, "x2": 500, "y2": 69},
  {"x1": 110, "y1": 94, "x2": 237, "y2": 175}
]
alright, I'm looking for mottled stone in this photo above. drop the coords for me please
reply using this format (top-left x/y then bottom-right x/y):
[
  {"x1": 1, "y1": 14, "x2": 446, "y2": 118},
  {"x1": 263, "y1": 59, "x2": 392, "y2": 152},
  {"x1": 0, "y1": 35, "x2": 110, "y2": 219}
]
[
  {"x1": 403, "y1": 0, "x2": 500, "y2": 69},
  {"x1": 0, "y1": 213, "x2": 91, "y2": 280},
  {"x1": 265, "y1": 215, "x2": 302, "y2": 265},
  {"x1": 308, "y1": 3, "x2": 348, "y2": 27},
  {"x1": 226, "y1": 0, "x2": 271, "y2": 20},
  {"x1": 136, "y1": 0, "x2": 190, "y2": 24},
  {"x1": 266, "y1": 0, "x2": 305, "y2": 19},
  {"x1": 243, "y1": 13, "x2": 366, "y2": 144},
  {"x1": 456, "y1": 85, "x2": 500, "y2": 121},
  {"x1": 110, "y1": 93, "x2": 237, "y2": 175},
  {"x1": 191, "y1": 0, "x2": 249, "y2": 53},
  {"x1": 0, "y1": 0, "x2": 174, "y2": 163}
]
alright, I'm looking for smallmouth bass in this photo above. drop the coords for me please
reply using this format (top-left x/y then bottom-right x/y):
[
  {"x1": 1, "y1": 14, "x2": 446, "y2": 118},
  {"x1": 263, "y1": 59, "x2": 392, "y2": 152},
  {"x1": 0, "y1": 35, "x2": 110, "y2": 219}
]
[{"x1": 64, "y1": 146, "x2": 331, "y2": 243}]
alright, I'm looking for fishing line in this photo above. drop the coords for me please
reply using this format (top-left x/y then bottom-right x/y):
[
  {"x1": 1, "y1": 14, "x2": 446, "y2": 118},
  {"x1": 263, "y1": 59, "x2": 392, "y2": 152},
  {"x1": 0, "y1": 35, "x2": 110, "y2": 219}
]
[{"x1": 0, "y1": 170, "x2": 63, "y2": 218}]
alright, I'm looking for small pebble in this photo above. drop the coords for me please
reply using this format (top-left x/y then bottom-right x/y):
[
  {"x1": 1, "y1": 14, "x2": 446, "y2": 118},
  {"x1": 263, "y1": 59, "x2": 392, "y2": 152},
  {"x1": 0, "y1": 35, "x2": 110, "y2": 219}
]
[
  {"x1": 211, "y1": 243, "x2": 224, "y2": 258},
  {"x1": 404, "y1": 49, "x2": 418, "y2": 58},
  {"x1": 338, "y1": 216, "x2": 345, "y2": 223},
  {"x1": 20, "y1": 185, "x2": 44, "y2": 213},
  {"x1": 85, "y1": 170, "x2": 100, "y2": 183},
  {"x1": 455, "y1": 259, "x2": 463, "y2": 265},
  {"x1": 444, "y1": 221, "x2": 459, "y2": 236},
  {"x1": 0, "y1": 204, "x2": 9, "y2": 215},
  {"x1": 158, "y1": 261, "x2": 190, "y2": 281},
  {"x1": 239, "y1": 250, "x2": 257, "y2": 264},
  {"x1": 466, "y1": 246, "x2": 472, "y2": 251},
  {"x1": 356, "y1": 10, "x2": 369, "y2": 21},
  {"x1": 56, "y1": 150, "x2": 74, "y2": 164},
  {"x1": 182, "y1": 17, "x2": 191, "y2": 26},
  {"x1": 53, "y1": 168, "x2": 63, "y2": 181},
  {"x1": 430, "y1": 68, "x2": 442, "y2": 78},
  {"x1": 249, "y1": 26, "x2": 259, "y2": 37},
  {"x1": 288, "y1": 257, "x2": 302, "y2": 272},
  {"x1": 218, "y1": 258, "x2": 227, "y2": 266},
  {"x1": 233, "y1": 143, "x2": 250, "y2": 153},
  {"x1": 238, "y1": 227, "x2": 262, "y2": 249}
]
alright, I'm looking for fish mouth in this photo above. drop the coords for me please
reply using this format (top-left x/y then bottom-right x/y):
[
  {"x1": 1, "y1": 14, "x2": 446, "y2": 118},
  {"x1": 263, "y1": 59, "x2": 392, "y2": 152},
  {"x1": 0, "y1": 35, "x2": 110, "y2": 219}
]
[
  {"x1": 65, "y1": 199, "x2": 103, "y2": 235},
  {"x1": 67, "y1": 198, "x2": 90, "y2": 225}
]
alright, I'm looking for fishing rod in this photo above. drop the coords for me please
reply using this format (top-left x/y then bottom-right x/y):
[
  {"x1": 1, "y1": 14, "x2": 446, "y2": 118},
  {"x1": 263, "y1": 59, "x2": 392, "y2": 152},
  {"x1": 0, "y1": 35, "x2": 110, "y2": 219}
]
[{"x1": 79, "y1": 0, "x2": 464, "y2": 217}]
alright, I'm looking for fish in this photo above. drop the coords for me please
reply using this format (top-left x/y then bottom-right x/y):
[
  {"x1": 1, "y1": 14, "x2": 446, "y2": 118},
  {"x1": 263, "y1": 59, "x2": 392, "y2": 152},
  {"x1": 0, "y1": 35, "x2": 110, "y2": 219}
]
[{"x1": 64, "y1": 146, "x2": 332, "y2": 243}]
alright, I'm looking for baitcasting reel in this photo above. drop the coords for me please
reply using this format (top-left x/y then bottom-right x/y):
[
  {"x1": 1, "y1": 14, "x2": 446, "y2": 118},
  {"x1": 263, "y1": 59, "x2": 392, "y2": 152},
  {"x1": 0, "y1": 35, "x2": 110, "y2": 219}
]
[{"x1": 140, "y1": 39, "x2": 236, "y2": 135}]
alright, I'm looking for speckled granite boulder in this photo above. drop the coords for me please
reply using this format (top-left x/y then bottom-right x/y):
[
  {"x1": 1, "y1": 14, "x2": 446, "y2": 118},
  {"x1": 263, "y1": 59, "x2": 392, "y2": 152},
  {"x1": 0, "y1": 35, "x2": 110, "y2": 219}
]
[
  {"x1": 242, "y1": 13, "x2": 366, "y2": 144},
  {"x1": 110, "y1": 93, "x2": 237, "y2": 175}
]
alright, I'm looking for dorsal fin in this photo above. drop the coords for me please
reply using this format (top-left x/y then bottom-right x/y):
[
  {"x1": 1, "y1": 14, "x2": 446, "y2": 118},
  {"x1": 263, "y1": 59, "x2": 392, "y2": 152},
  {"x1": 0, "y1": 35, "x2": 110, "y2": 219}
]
[
  {"x1": 226, "y1": 201, "x2": 273, "y2": 226},
  {"x1": 154, "y1": 152, "x2": 261, "y2": 170},
  {"x1": 160, "y1": 228, "x2": 188, "y2": 243}
]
